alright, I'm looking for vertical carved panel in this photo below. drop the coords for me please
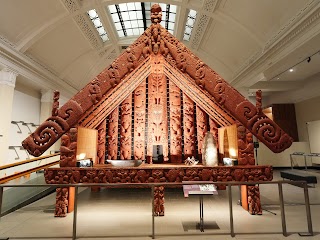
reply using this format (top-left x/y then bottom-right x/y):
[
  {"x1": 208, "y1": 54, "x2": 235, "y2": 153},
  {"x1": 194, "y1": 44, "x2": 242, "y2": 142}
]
[
  {"x1": 60, "y1": 127, "x2": 77, "y2": 167},
  {"x1": 196, "y1": 106, "x2": 207, "y2": 161},
  {"x1": 169, "y1": 81, "x2": 182, "y2": 163},
  {"x1": 107, "y1": 108, "x2": 119, "y2": 160},
  {"x1": 55, "y1": 187, "x2": 68, "y2": 217},
  {"x1": 120, "y1": 96, "x2": 132, "y2": 160},
  {"x1": 154, "y1": 186, "x2": 165, "y2": 216},
  {"x1": 97, "y1": 119, "x2": 106, "y2": 164},
  {"x1": 237, "y1": 122, "x2": 255, "y2": 165},
  {"x1": 147, "y1": 55, "x2": 168, "y2": 162},
  {"x1": 209, "y1": 118, "x2": 220, "y2": 164},
  {"x1": 183, "y1": 94, "x2": 195, "y2": 158},
  {"x1": 248, "y1": 185, "x2": 262, "y2": 215},
  {"x1": 134, "y1": 81, "x2": 146, "y2": 160}
]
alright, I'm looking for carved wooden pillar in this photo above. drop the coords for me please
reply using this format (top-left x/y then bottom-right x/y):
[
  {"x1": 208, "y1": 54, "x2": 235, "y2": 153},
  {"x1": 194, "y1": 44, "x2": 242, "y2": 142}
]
[
  {"x1": 97, "y1": 119, "x2": 106, "y2": 164},
  {"x1": 120, "y1": 96, "x2": 132, "y2": 160},
  {"x1": 183, "y1": 94, "x2": 195, "y2": 159},
  {"x1": 134, "y1": 81, "x2": 146, "y2": 160},
  {"x1": 107, "y1": 108, "x2": 119, "y2": 160},
  {"x1": 60, "y1": 127, "x2": 77, "y2": 167},
  {"x1": 237, "y1": 122, "x2": 255, "y2": 165},
  {"x1": 147, "y1": 54, "x2": 168, "y2": 162},
  {"x1": 169, "y1": 81, "x2": 182, "y2": 163},
  {"x1": 55, "y1": 187, "x2": 68, "y2": 217},
  {"x1": 247, "y1": 185, "x2": 262, "y2": 215},
  {"x1": 154, "y1": 186, "x2": 165, "y2": 216},
  {"x1": 196, "y1": 106, "x2": 207, "y2": 162},
  {"x1": 209, "y1": 118, "x2": 220, "y2": 164}
]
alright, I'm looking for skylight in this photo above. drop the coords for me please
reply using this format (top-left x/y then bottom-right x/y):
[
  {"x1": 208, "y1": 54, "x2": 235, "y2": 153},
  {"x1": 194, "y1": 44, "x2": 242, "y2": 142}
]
[
  {"x1": 108, "y1": 2, "x2": 177, "y2": 38},
  {"x1": 87, "y1": 9, "x2": 109, "y2": 42},
  {"x1": 183, "y1": 9, "x2": 197, "y2": 41}
]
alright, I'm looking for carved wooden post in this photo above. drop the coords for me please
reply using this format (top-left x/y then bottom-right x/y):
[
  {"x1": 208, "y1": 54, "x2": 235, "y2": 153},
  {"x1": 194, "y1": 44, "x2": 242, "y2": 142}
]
[
  {"x1": 55, "y1": 187, "x2": 68, "y2": 217},
  {"x1": 147, "y1": 55, "x2": 168, "y2": 162},
  {"x1": 237, "y1": 122, "x2": 255, "y2": 165},
  {"x1": 169, "y1": 81, "x2": 182, "y2": 163},
  {"x1": 97, "y1": 119, "x2": 106, "y2": 164},
  {"x1": 107, "y1": 108, "x2": 119, "y2": 160},
  {"x1": 154, "y1": 186, "x2": 165, "y2": 216},
  {"x1": 247, "y1": 185, "x2": 262, "y2": 215},
  {"x1": 120, "y1": 96, "x2": 132, "y2": 160},
  {"x1": 183, "y1": 94, "x2": 195, "y2": 159},
  {"x1": 196, "y1": 106, "x2": 207, "y2": 162},
  {"x1": 134, "y1": 81, "x2": 146, "y2": 160},
  {"x1": 60, "y1": 127, "x2": 77, "y2": 167}
]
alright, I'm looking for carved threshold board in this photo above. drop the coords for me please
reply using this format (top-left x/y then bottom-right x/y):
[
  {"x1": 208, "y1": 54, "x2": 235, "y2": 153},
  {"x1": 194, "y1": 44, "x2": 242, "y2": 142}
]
[
  {"x1": 163, "y1": 61, "x2": 235, "y2": 127},
  {"x1": 79, "y1": 58, "x2": 151, "y2": 129}
]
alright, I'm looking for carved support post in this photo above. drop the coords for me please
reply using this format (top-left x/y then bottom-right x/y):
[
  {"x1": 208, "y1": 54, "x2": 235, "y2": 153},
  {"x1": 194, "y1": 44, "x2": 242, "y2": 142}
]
[
  {"x1": 247, "y1": 185, "x2": 262, "y2": 215},
  {"x1": 154, "y1": 186, "x2": 165, "y2": 216},
  {"x1": 134, "y1": 81, "x2": 146, "y2": 160},
  {"x1": 183, "y1": 94, "x2": 195, "y2": 159},
  {"x1": 237, "y1": 122, "x2": 255, "y2": 165},
  {"x1": 55, "y1": 187, "x2": 69, "y2": 217},
  {"x1": 147, "y1": 54, "x2": 168, "y2": 162},
  {"x1": 169, "y1": 81, "x2": 182, "y2": 163},
  {"x1": 120, "y1": 96, "x2": 132, "y2": 160},
  {"x1": 107, "y1": 108, "x2": 119, "y2": 160},
  {"x1": 60, "y1": 127, "x2": 77, "y2": 167},
  {"x1": 97, "y1": 119, "x2": 106, "y2": 164},
  {"x1": 209, "y1": 118, "x2": 220, "y2": 164},
  {"x1": 196, "y1": 106, "x2": 207, "y2": 162}
]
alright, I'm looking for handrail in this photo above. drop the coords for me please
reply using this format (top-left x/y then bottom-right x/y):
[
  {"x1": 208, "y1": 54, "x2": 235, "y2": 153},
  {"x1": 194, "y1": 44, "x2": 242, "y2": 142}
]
[
  {"x1": 0, "y1": 180, "x2": 313, "y2": 239},
  {"x1": 0, "y1": 153, "x2": 60, "y2": 171},
  {"x1": 0, "y1": 160, "x2": 59, "y2": 184}
]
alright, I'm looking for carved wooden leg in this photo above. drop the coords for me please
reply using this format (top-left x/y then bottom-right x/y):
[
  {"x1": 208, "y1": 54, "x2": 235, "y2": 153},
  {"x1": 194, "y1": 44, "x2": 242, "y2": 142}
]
[
  {"x1": 154, "y1": 186, "x2": 165, "y2": 216},
  {"x1": 55, "y1": 187, "x2": 68, "y2": 217},
  {"x1": 247, "y1": 185, "x2": 262, "y2": 215}
]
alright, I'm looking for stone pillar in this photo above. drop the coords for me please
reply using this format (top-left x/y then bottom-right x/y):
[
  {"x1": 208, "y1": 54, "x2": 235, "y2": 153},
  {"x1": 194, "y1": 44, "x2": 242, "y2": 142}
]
[
  {"x1": 0, "y1": 69, "x2": 18, "y2": 165},
  {"x1": 40, "y1": 89, "x2": 59, "y2": 155}
]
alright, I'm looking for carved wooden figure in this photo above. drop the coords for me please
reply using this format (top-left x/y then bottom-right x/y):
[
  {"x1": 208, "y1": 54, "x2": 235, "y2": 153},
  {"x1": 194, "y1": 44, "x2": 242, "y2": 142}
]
[
  {"x1": 107, "y1": 108, "x2": 119, "y2": 160},
  {"x1": 169, "y1": 81, "x2": 182, "y2": 163},
  {"x1": 60, "y1": 127, "x2": 77, "y2": 167},
  {"x1": 120, "y1": 96, "x2": 132, "y2": 160},
  {"x1": 183, "y1": 94, "x2": 195, "y2": 159},
  {"x1": 196, "y1": 106, "x2": 208, "y2": 162},
  {"x1": 134, "y1": 81, "x2": 146, "y2": 160},
  {"x1": 237, "y1": 123, "x2": 255, "y2": 165},
  {"x1": 97, "y1": 120, "x2": 106, "y2": 164},
  {"x1": 52, "y1": 90, "x2": 60, "y2": 116}
]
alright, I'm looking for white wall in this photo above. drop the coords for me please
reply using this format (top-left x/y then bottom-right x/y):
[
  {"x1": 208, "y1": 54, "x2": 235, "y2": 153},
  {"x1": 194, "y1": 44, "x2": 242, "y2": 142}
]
[{"x1": 6, "y1": 89, "x2": 40, "y2": 166}]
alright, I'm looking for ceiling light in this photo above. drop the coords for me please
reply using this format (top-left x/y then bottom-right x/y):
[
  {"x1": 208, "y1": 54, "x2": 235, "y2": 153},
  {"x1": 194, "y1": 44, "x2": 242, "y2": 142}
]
[{"x1": 289, "y1": 68, "x2": 294, "y2": 72}]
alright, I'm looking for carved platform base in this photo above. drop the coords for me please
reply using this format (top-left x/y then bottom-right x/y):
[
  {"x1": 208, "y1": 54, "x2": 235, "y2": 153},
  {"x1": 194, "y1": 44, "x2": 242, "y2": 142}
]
[{"x1": 45, "y1": 164, "x2": 272, "y2": 217}]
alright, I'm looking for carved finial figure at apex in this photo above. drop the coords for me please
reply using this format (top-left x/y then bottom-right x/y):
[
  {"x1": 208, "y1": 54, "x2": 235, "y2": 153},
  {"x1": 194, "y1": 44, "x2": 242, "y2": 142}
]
[{"x1": 151, "y1": 4, "x2": 162, "y2": 24}]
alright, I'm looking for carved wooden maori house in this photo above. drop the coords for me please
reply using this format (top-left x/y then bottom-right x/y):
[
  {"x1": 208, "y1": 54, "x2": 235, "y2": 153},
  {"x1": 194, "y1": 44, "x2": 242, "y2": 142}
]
[{"x1": 22, "y1": 4, "x2": 293, "y2": 217}]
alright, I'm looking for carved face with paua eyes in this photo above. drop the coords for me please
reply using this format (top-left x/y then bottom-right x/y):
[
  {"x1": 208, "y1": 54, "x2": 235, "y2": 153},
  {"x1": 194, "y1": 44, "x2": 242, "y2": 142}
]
[{"x1": 151, "y1": 4, "x2": 162, "y2": 24}]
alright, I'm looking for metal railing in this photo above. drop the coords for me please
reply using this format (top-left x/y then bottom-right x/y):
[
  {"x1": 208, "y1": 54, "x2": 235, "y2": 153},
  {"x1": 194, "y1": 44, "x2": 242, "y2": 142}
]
[{"x1": 0, "y1": 180, "x2": 314, "y2": 239}]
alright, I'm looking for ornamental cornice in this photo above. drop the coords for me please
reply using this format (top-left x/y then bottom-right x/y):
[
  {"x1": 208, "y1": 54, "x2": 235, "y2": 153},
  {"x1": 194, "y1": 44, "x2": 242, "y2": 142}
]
[{"x1": 0, "y1": 68, "x2": 18, "y2": 87}]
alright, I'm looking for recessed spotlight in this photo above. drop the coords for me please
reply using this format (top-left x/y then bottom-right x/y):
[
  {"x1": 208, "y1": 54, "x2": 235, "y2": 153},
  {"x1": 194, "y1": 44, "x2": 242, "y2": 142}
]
[
  {"x1": 289, "y1": 68, "x2": 294, "y2": 72},
  {"x1": 277, "y1": 77, "x2": 280, "y2": 80}
]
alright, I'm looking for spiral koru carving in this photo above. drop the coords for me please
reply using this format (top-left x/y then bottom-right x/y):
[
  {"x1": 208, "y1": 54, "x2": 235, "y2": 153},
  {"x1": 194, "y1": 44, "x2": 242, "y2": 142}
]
[{"x1": 236, "y1": 101, "x2": 292, "y2": 153}]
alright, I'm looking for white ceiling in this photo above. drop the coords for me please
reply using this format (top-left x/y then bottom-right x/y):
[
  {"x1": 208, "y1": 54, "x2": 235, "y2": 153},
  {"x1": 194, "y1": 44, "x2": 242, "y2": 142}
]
[{"x1": 0, "y1": 0, "x2": 320, "y2": 105}]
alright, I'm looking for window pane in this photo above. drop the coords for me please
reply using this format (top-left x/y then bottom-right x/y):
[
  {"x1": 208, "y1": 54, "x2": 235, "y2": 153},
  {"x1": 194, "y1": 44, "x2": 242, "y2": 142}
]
[
  {"x1": 122, "y1": 11, "x2": 129, "y2": 21},
  {"x1": 135, "y1": 2, "x2": 142, "y2": 10},
  {"x1": 108, "y1": 5, "x2": 117, "y2": 13},
  {"x1": 133, "y1": 28, "x2": 140, "y2": 35},
  {"x1": 126, "y1": 29, "x2": 134, "y2": 36},
  {"x1": 111, "y1": 13, "x2": 120, "y2": 22},
  {"x1": 137, "y1": 20, "x2": 144, "y2": 28},
  {"x1": 124, "y1": 21, "x2": 131, "y2": 29},
  {"x1": 170, "y1": 5, "x2": 177, "y2": 13},
  {"x1": 169, "y1": 29, "x2": 173, "y2": 34},
  {"x1": 117, "y1": 30, "x2": 124, "y2": 37},
  {"x1": 119, "y1": 3, "x2": 127, "y2": 11},
  {"x1": 115, "y1": 22, "x2": 122, "y2": 30},
  {"x1": 127, "y1": 2, "x2": 135, "y2": 10},
  {"x1": 168, "y1": 22, "x2": 174, "y2": 30},
  {"x1": 131, "y1": 20, "x2": 138, "y2": 28},
  {"x1": 136, "y1": 11, "x2": 143, "y2": 19},
  {"x1": 169, "y1": 13, "x2": 176, "y2": 22},
  {"x1": 128, "y1": 11, "x2": 136, "y2": 20}
]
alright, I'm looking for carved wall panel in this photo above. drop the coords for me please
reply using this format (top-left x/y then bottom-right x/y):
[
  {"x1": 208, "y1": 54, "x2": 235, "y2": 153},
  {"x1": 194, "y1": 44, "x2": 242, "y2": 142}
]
[
  {"x1": 134, "y1": 81, "x2": 146, "y2": 160},
  {"x1": 196, "y1": 106, "x2": 208, "y2": 162},
  {"x1": 237, "y1": 122, "x2": 255, "y2": 165},
  {"x1": 55, "y1": 187, "x2": 69, "y2": 217},
  {"x1": 60, "y1": 127, "x2": 77, "y2": 167},
  {"x1": 107, "y1": 108, "x2": 119, "y2": 160},
  {"x1": 169, "y1": 81, "x2": 182, "y2": 163},
  {"x1": 209, "y1": 118, "x2": 221, "y2": 164},
  {"x1": 147, "y1": 55, "x2": 168, "y2": 162},
  {"x1": 183, "y1": 94, "x2": 195, "y2": 159},
  {"x1": 120, "y1": 96, "x2": 132, "y2": 160},
  {"x1": 97, "y1": 120, "x2": 106, "y2": 164}
]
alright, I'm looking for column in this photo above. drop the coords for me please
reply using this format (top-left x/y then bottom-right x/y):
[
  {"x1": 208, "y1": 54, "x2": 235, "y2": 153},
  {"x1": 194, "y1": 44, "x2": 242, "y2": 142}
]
[{"x1": 0, "y1": 69, "x2": 18, "y2": 165}]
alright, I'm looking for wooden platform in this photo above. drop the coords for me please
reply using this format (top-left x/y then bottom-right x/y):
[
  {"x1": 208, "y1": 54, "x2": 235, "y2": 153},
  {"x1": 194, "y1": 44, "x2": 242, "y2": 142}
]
[{"x1": 280, "y1": 169, "x2": 317, "y2": 184}]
